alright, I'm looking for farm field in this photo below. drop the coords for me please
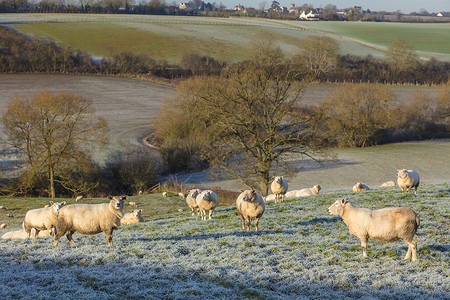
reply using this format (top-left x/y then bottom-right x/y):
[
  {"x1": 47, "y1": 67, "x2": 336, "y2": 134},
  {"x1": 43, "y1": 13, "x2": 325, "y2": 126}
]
[
  {"x1": 0, "y1": 183, "x2": 449, "y2": 298},
  {"x1": 2, "y1": 13, "x2": 449, "y2": 62}
]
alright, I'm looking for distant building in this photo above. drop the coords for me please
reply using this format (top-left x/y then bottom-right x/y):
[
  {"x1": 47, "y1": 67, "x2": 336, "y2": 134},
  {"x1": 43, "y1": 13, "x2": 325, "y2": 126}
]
[
  {"x1": 299, "y1": 9, "x2": 321, "y2": 20},
  {"x1": 234, "y1": 3, "x2": 245, "y2": 11}
]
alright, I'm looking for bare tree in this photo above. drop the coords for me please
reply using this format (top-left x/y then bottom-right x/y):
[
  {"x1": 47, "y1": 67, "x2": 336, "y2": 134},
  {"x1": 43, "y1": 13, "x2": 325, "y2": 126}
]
[
  {"x1": 1, "y1": 91, "x2": 108, "y2": 197},
  {"x1": 384, "y1": 38, "x2": 418, "y2": 72}
]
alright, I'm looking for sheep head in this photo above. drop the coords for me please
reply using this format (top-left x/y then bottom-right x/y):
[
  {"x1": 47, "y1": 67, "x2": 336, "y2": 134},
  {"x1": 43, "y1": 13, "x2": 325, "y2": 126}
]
[
  {"x1": 49, "y1": 201, "x2": 66, "y2": 215},
  {"x1": 328, "y1": 198, "x2": 348, "y2": 216}
]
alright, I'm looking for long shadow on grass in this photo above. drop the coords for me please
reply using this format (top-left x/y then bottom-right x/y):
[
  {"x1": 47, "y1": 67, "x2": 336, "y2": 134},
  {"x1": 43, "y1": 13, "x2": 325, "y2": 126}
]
[
  {"x1": 295, "y1": 216, "x2": 341, "y2": 226},
  {"x1": 135, "y1": 229, "x2": 297, "y2": 243}
]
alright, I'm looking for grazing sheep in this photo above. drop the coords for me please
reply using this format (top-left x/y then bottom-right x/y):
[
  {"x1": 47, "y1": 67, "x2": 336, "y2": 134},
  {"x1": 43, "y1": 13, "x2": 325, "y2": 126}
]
[
  {"x1": 271, "y1": 176, "x2": 288, "y2": 203},
  {"x1": 23, "y1": 201, "x2": 66, "y2": 238},
  {"x1": 328, "y1": 198, "x2": 420, "y2": 261},
  {"x1": 121, "y1": 209, "x2": 144, "y2": 225},
  {"x1": 53, "y1": 195, "x2": 126, "y2": 246},
  {"x1": 129, "y1": 202, "x2": 137, "y2": 207},
  {"x1": 264, "y1": 194, "x2": 277, "y2": 201},
  {"x1": 162, "y1": 192, "x2": 168, "y2": 197},
  {"x1": 352, "y1": 182, "x2": 370, "y2": 192},
  {"x1": 1, "y1": 223, "x2": 6, "y2": 229},
  {"x1": 397, "y1": 169, "x2": 420, "y2": 195},
  {"x1": 76, "y1": 196, "x2": 83, "y2": 202},
  {"x1": 236, "y1": 190, "x2": 265, "y2": 231},
  {"x1": 196, "y1": 190, "x2": 219, "y2": 220},
  {"x1": 285, "y1": 185, "x2": 321, "y2": 198},
  {"x1": 186, "y1": 189, "x2": 202, "y2": 216},
  {"x1": 381, "y1": 181, "x2": 396, "y2": 187}
]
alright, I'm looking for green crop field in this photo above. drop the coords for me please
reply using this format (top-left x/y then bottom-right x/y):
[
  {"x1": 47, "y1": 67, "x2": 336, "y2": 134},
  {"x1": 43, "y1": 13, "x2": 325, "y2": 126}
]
[{"x1": 0, "y1": 183, "x2": 448, "y2": 298}]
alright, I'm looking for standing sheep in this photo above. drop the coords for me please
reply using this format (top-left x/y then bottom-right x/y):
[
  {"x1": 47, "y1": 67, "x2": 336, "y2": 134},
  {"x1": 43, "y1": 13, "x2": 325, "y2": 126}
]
[
  {"x1": 121, "y1": 209, "x2": 144, "y2": 225},
  {"x1": 328, "y1": 198, "x2": 420, "y2": 261},
  {"x1": 352, "y1": 182, "x2": 370, "y2": 192},
  {"x1": 23, "y1": 201, "x2": 66, "y2": 238},
  {"x1": 196, "y1": 190, "x2": 219, "y2": 220},
  {"x1": 236, "y1": 190, "x2": 265, "y2": 231},
  {"x1": 75, "y1": 195, "x2": 83, "y2": 202},
  {"x1": 186, "y1": 189, "x2": 202, "y2": 216},
  {"x1": 397, "y1": 169, "x2": 420, "y2": 195},
  {"x1": 285, "y1": 185, "x2": 321, "y2": 198},
  {"x1": 271, "y1": 176, "x2": 288, "y2": 203},
  {"x1": 53, "y1": 195, "x2": 126, "y2": 246}
]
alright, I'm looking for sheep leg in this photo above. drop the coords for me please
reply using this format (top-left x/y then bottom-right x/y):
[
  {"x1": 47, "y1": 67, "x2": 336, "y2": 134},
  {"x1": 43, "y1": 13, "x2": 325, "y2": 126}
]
[
  {"x1": 53, "y1": 230, "x2": 65, "y2": 246},
  {"x1": 404, "y1": 239, "x2": 417, "y2": 261},
  {"x1": 238, "y1": 213, "x2": 245, "y2": 230},
  {"x1": 208, "y1": 209, "x2": 213, "y2": 220},
  {"x1": 66, "y1": 231, "x2": 76, "y2": 246},
  {"x1": 104, "y1": 229, "x2": 113, "y2": 246},
  {"x1": 34, "y1": 229, "x2": 40, "y2": 237},
  {"x1": 246, "y1": 216, "x2": 251, "y2": 231},
  {"x1": 254, "y1": 217, "x2": 259, "y2": 232},
  {"x1": 191, "y1": 208, "x2": 195, "y2": 216},
  {"x1": 360, "y1": 238, "x2": 368, "y2": 257}
]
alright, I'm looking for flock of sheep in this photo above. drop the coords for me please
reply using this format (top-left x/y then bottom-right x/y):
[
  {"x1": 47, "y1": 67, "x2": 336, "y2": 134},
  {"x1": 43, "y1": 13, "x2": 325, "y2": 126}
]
[{"x1": 1, "y1": 169, "x2": 421, "y2": 261}]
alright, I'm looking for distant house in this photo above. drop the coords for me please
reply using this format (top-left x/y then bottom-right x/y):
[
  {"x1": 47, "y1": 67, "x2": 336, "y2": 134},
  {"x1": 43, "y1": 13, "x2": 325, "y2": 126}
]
[
  {"x1": 437, "y1": 12, "x2": 449, "y2": 17},
  {"x1": 288, "y1": 4, "x2": 302, "y2": 15},
  {"x1": 179, "y1": 2, "x2": 191, "y2": 10},
  {"x1": 299, "y1": 9, "x2": 320, "y2": 20},
  {"x1": 234, "y1": 3, "x2": 245, "y2": 11}
]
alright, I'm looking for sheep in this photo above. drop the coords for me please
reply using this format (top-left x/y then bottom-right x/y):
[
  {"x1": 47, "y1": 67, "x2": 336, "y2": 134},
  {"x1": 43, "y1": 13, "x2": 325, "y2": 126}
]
[
  {"x1": 0, "y1": 205, "x2": 6, "y2": 210},
  {"x1": 196, "y1": 190, "x2": 219, "y2": 220},
  {"x1": 23, "y1": 201, "x2": 66, "y2": 238},
  {"x1": 352, "y1": 182, "x2": 370, "y2": 192},
  {"x1": 285, "y1": 185, "x2": 321, "y2": 198},
  {"x1": 271, "y1": 176, "x2": 288, "y2": 203},
  {"x1": 328, "y1": 198, "x2": 420, "y2": 261},
  {"x1": 129, "y1": 201, "x2": 138, "y2": 207},
  {"x1": 236, "y1": 189, "x2": 265, "y2": 231},
  {"x1": 162, "y1": 192, "x2": 168, "y2": 197},
  {"x1": 178, "y1": 192, "x2": 185, "y2": 198},
  {"x1": 397, "y1": 169, "x2": 420, "y2": 195},
  {"x1": 138, "y1": 190, "x2": 143, "y2": 195},
  {"x1": 53, "y1": 195, "x2": 126, "y2": 246},
  {"x1": 6, "y1": 213, "x2": 13, "y2": 218},
  {"x1": 76, "y1": 195, "x2": 83, "y2": 202},
  {"x1": 1, "y1": 223, "x2": 6, "y2": 229},
  {"x1": 380, "y1": 181, "x2": 396, "y2": 187},
  {"x1": 264, "y1": 194, "x2": 277, "y2": 201},
  {"x1": 186, "y1": 189, "x2": 202, "y2": 216},
  {"x1": 121, "y1": 209, "x2": 144, "y2": 225},
  {"x1": 2, "y1": 228, "x2": 51, "y2": 239}
]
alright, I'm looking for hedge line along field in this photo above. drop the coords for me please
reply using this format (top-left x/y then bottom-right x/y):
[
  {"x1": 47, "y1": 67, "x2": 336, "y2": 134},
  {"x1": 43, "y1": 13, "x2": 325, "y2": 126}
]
[{"x1": 0, "y1": 183, "x2": 448, "y2": 298}]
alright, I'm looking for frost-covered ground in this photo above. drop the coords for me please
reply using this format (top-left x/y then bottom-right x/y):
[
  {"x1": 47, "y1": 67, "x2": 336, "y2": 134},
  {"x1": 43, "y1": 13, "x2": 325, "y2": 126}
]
[{"x1": 1, "y1": 183, "x2": 449, "y2": 299}]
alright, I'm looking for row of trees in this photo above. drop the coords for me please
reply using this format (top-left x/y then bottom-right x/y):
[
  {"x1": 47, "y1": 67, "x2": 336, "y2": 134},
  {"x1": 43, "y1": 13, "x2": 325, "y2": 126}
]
[
  {"x1": 1, "y1": 26, "x2": 448, "y2": 85},
  {"x1": 152, "y1": 41, "x2": 449, "y2": 195}
]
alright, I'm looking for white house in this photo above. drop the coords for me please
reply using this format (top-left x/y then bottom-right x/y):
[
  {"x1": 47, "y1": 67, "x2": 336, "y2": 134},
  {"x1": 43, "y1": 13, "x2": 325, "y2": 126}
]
[{"x1": 299, "y1": 10, "x2": 320, "y2": 20}]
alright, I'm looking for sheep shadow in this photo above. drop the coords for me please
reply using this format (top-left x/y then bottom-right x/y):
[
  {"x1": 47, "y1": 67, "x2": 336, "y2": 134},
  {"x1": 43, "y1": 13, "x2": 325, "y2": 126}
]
[{"x1": 296, "y1": 216, "x2": 341, "y2": 227}]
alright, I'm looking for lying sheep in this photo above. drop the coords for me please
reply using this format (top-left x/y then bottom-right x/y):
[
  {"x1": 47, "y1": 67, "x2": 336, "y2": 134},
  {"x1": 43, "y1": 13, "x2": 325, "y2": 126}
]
[
  {"x1": 285, "y1": 185, "x2": 321, "y2": 198},
  {"x1": 186, "y1": 189, "x2": 202, "y2": 216},
  {"x1": 53, "y1": 195, "x2": 126, "y2": 246},
  {"x1": 1, "y1": 223, "x2": 6, "y2": 229},
  {"x1": 328, "y1": 198, "x2": 420, "y2": 261},
  {"x1": 271, "y1": 176, "x2": 288, "y2": 203},
  {"x1": 129, "y1": 202, "x2": 138, "y2": 207},
  {"x1": 76, "y1": 196, "x2": 83, "y2": 202},
  {"x1": 0, "y1": 205, "x2": 6, "y2": 210},
  {"x1": 264, "y1": 194, "x2": 277, "y2": 201},
  {"x1": 397, "y1": 169, "x2": 420, "y2": 195},
  {"x1": 380, "y1": 181, "x2": 396, "y2": 187},
  {"x1": 236, "y1": 190, "x2": 265, "y2": 231},
  {"x1": 121, "y1": 209, "x2": 144, "y2": 225},
  {"x1": 162, "y1": 192, "x2": 168, "y2": 197},
  {"x1": 196, "y1": 190, "x2": 219, "y2": 220},
  {"x1": 2, "y1": 228, "x2": 52, "y2": 239},
  {"x1": 23, "y1": 201, "x2": 66, "y2": 238},
  {"x1": 178, "y1": 192, "x2": 185, "y2": 198},
  {"x1": 352, "y1": 182, "x2": 370, "y2": 192}
]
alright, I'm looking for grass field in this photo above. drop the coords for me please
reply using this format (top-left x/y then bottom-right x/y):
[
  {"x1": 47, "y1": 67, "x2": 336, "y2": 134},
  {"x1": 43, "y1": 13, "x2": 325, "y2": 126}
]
[
  {"x1": 2, "y1": 14, "x2": 449, "y2": 63},
  {"x1": 0, "y1": 183, "x2": 448, "y2": 298}
]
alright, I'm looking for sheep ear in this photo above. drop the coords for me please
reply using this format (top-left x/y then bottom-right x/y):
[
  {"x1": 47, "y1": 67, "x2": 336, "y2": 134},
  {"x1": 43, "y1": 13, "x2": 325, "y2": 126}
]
[
  {"x1": 251, "y1": 190, "x2": 256, "y2": 194},
  {"x1": 50, "y1": 201, "x2": 54, "y2": 205},
  {"x1": 108, "y1": 196, "x2": 113, "y2": 200},
  {"x1": 240, "y1": 189, "x2": 244, "y2": 193},
  {"x1": 62, "y1": 202, "x2": 66, "y2": 206},
  {"x1": 340, "y1": 198, "x2": 347, "y2": 205},
  {"x1": 123, "y1": 195, "x2": 128, "y2": 200}
]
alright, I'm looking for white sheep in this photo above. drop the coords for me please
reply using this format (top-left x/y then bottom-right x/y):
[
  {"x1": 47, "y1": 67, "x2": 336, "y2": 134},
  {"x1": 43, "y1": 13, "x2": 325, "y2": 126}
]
[
  {"x1": 76, "y1": 195, "x2": 83, "y2": 202},
  {"x1": 0, "y1": 223, "x2": 6, "y2": 229},
  {"x1": 271, "y1": 176, "x2": 288, "y2": 203},
  {"x1": 121, "y1": 209, "x2": 144, "y2": 225},
  {"x1": 53, "y1": 195, "x2": 126, "y2": 246},
  {"x1": 352, "y1": 182, "x2": 370, "y2": 192},
  {"x1": 285, "y1": 185, "x2": 321, "y2": 198},
  {"x1": 162, "y1": 192, "x2": 168, "y2": 197},
  {"x1": 380, "y1": 181, "x2": 396, "y2": 187},
  {"x1": 186, "y1": 189, "x2": 202, "y2": 216},
  {"x1": 178, "y1": 192, "x2": 185, "y2": 198},
  {"x1": 2, "y1": 228, "x2": 51, "y2": 239},
  {"x1": 236, "y1": 189, "x2": 265, "y2": 231},
  {"x1": 0, "y1": 205, "x2": 6, "y2": 210},
  {"x1": 328, "y1": 198, "x2": 420, "y2": 261},
  {"x1": 196, "y1": 190, "x2": 219, "y2": 220},
  {"x1": 129, "y1": 201, "x2": 138, "y2": 207},
  {"x1": 397, "y1": 169, "x2": 420, "y2": 195},
  {"x1": 264, "y1": 194, "x2": 277, "y2": 201},
  {"x1": 23, "y1": 201, "x2": 66, "y2": 238}
]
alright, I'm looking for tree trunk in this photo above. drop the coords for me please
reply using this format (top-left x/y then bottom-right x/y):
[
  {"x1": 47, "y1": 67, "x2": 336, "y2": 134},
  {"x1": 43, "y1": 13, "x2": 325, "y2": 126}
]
[{"x1": 49, "y1": 166, "x2": 55, "y2": 198}]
